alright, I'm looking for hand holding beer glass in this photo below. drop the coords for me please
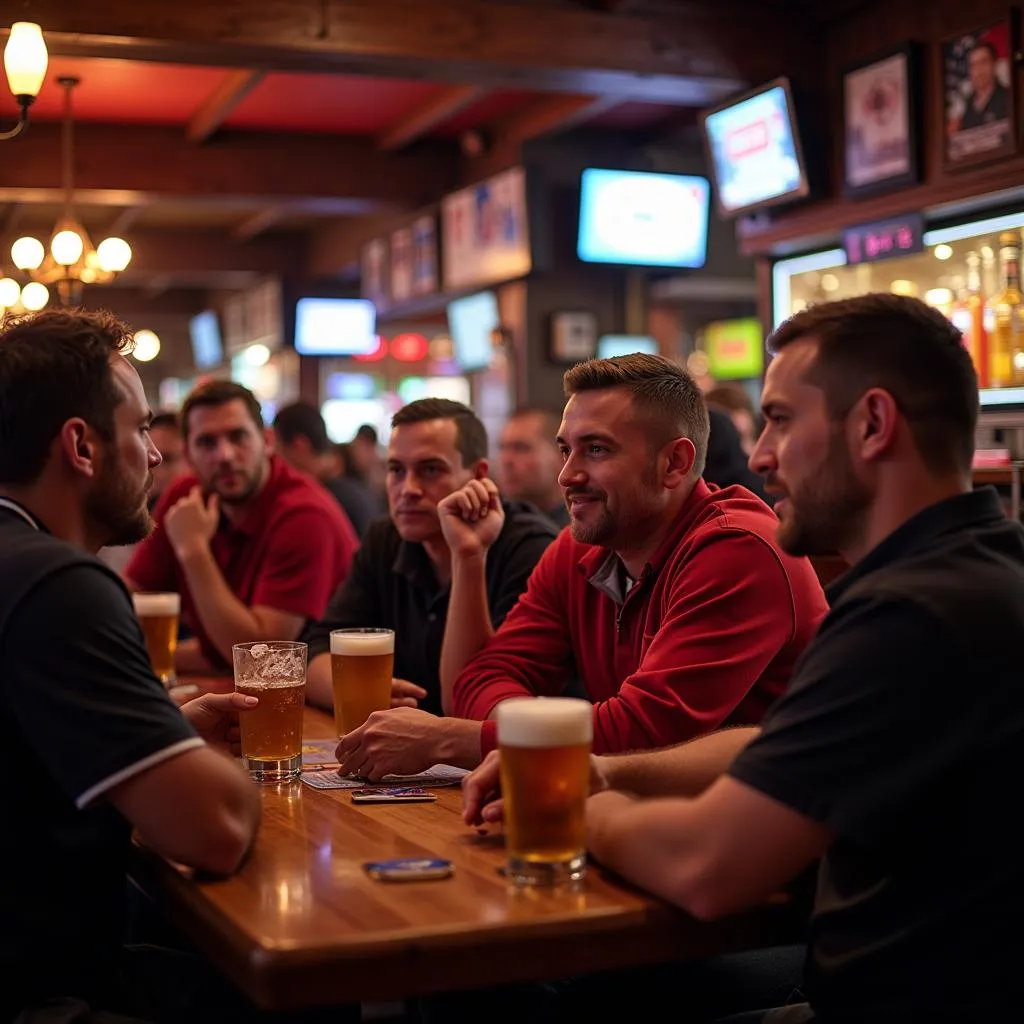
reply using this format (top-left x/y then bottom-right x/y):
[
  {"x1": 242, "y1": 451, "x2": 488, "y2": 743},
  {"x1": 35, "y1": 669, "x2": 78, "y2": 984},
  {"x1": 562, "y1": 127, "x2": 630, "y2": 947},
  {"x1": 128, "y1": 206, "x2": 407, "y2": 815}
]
[
  {"x1": 233, "y1": 641, "x2": 307, "y2": 784},
  {"x1": 330, "y1": 628, "x2": 394, "y2": 737},
  {"x1": 132, "y1": 592, "x2": 180, "y2": 686},
  {"x1": 497, "y1": 697, "x2": 593, "y2": 887}
]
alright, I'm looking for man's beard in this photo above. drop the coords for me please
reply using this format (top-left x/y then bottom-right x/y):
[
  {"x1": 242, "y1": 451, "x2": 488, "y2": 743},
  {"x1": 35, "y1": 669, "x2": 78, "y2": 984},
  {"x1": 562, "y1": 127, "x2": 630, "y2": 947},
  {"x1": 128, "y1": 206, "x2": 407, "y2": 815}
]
[
  {"x1": 87, "y1": 448, "x2": 153, "y2": 547},
  {"x1": 568, "y1": 460, "x2": 662, "y2": 550},
  {"x1": 775, "y1": 428, "x2": 871, "y2": 558}
]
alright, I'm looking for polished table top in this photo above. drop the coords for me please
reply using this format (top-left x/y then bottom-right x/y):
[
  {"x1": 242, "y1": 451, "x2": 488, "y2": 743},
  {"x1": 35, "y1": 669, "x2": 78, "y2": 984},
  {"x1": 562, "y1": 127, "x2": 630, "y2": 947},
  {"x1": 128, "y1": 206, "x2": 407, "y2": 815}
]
[{"x1": 134, "y1": 697, "x2": 800, "y2": 1010}]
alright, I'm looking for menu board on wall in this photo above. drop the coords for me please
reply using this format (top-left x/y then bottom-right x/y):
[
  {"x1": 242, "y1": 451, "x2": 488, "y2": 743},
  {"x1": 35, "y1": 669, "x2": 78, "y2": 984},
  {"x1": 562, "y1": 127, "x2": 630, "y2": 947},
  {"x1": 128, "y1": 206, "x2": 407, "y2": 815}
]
[
  {"x1": 441, "y1": 166, "x2": 531, "y2": 291},
  {"x1": 390, "y1": 227, "x2": 414, "y2": 304},
  {"x1": 411, "y1": 215, "x2": 438, "y2": 296}
]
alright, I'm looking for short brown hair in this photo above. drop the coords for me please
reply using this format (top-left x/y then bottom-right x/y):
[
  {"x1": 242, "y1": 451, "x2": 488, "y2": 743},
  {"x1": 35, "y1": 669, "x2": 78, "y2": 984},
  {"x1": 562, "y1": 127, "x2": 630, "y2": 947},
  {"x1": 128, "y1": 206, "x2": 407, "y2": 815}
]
[
  {"x1": 181, "y1": 380, "x2": 264, "y2": 440},
  {"x1": 0, "y1": 308, "x2": 135, "y2": 485},
  {"x1": 507, "y1": 406, "x2": 562, "y2": 439},
  {"x1": 391, "y1": 398, "x2": 488, "y2": 466},
  {"x1": 563, "y1": 354, "x2": 710, "y2": 475},
  {"x1": 768, "y1": 293, "x2": 978, "y2": 475}
]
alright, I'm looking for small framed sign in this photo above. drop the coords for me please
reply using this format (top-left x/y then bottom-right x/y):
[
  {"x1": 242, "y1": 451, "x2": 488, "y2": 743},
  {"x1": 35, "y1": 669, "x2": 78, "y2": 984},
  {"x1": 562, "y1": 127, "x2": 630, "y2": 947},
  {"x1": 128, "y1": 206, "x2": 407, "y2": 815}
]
[
  {"x1": 842, "y1": 213, "x2": 925, "y2": 265},
  {"x1": 548, "y1": 310, "x2": 598, "y2": 364},
  {"x1": 842, "y1": 44, "x2": 921, "y2": 198}
]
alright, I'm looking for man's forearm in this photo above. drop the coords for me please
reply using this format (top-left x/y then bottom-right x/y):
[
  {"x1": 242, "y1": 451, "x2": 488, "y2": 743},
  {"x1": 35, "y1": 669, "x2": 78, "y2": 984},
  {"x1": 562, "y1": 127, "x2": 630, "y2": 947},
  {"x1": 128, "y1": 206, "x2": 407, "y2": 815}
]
[
  {"x1": 177, "y1": 545, "x2": 265, "y2": 664},
  {"x1": 439, "y1": 552, "x2": 494, "y2": 715},
  {"x1": 598, "y1": 727, "x2": 759, "y2": 798},
  {"x1": 306, "y1": 652, "x2": 334, "y2": 710},
  {"x1": 436, "y1": 717, "x2": 485, "y2": 769}
]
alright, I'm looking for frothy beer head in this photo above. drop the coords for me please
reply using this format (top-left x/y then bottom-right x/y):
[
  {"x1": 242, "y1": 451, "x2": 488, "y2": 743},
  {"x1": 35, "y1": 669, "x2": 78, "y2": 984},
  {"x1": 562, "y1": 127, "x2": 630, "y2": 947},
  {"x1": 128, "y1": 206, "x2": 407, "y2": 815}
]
[
  {"x1": 133, "y1": 592, "x2": 180, "y2": 617},
  {"x1": 497, "y1": 697, "x2": 593, "y2": 748},
  {"x1": 330, "y1": 630, "x2": 395, "y2": 657}
]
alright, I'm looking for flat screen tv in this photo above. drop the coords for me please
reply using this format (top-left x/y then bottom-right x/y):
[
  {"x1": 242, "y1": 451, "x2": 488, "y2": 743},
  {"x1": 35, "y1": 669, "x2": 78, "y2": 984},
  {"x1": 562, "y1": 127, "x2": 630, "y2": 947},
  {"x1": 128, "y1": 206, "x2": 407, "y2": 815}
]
[
  {"x1": 701, "y1": 77, "x2": 810, "y2": 218},
  {"x1": 446, "y1": 291, "x2": 499, "y2": 373},
  {"x1": 189, "y1": 310, "x2": 223, "y2": 370},
  {"x1": 293, "y1": 298, "x2": 377, "y2": 357},
  {"x1": 597, "y1": 335, "x2": 658, "y2": 359},
  {"x1": 577, "y1": 169, "x2": 710, "y2": 268}
]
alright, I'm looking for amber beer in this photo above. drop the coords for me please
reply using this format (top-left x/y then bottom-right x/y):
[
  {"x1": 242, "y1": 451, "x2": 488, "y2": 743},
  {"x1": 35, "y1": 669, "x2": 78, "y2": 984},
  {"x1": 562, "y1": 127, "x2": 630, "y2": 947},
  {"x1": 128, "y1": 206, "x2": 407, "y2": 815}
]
[
  {"x1": 233, "y1": 641, "x2": 307, "y2": 783},
  {"x1": 497, "y1": 697, "x2": 593, "y2": 886},
  {"x1": 132, "y1": 592, "x2": 179, "y2": 685},
  {"x1": 330, "y1": 628, "x2": 394, "y2": 736}
]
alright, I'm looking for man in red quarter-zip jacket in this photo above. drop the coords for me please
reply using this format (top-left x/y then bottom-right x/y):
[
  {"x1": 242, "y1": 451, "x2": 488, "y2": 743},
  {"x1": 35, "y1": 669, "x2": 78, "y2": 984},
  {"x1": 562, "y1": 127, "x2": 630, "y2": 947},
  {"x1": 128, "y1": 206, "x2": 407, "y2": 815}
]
[{"x1": 333, "y1": 353, "x2": 827, "y2": 779}]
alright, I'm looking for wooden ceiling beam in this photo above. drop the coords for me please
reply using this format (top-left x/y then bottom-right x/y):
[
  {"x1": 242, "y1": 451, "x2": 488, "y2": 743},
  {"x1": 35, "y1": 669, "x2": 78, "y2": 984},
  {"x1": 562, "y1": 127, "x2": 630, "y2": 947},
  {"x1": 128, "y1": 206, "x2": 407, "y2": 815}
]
[
  {"x1": 188, "y1": 69, "x2": 265, "y2": 143},
  {"x1": 108, "y1": 206, "x2": 142, "y2": 236},
  {"x1": 379, "y1": 84, "x2": 487, "y2": 152},
  {"x1": 232, "y1": 206, "x2": 288, "y2": 242},
  {"x1": 496, "y1": 94, "x2": 623, "y2": 145},
  {"x1": 0, "y1": 124, "x2": 458, "y2": 211},
  {"x1": 0, "y1": 0, "x2": 814, "y2": 105}
]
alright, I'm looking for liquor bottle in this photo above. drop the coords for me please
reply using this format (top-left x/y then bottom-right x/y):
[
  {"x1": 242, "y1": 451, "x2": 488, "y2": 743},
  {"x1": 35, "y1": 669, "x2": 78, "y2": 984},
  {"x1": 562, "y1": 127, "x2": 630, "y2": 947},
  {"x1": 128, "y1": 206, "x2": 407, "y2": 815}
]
[
  {"x1": 991, "y1": 231, "x2": 1024, "y2": 387},
  {"x1": 966, "y1": 251, "x2": 989, "y2": 387}
]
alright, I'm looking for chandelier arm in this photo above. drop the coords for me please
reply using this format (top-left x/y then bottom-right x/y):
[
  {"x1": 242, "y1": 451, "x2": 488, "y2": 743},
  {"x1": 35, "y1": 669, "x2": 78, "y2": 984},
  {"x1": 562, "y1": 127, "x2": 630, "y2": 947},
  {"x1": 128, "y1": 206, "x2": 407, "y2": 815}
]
[
  {"x1": 0, "y1": 97, "x2": 32, "y2": 141},
  {"x1": 61, "y1": 78, "x2": 75, "y2": 208}
]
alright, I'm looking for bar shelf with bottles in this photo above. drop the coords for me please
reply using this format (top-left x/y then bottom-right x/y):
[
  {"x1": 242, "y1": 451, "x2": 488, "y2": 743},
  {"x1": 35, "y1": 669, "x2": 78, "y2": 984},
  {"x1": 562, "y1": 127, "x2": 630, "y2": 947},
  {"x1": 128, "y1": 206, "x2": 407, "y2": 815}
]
[{"x1": 771, "y1": 209, "x2": 1024, "y2": 413}]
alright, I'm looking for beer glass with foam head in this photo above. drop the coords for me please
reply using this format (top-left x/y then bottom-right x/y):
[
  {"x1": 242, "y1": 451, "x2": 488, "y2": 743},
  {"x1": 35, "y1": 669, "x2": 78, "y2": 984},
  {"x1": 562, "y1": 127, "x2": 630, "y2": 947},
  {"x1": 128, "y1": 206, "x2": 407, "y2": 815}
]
[
  {"x1": 233, "y1": 641, "x2": 307, "y2": 783},
  {"x1": 132, "y1": 592, "x2": 180, "y2": 686},
  {"x1": 329, "y1": 628, "x2": 394, "y2": 737},
  {"x1": 497, "y1": 697, "x2": 594, "y2": 887}
]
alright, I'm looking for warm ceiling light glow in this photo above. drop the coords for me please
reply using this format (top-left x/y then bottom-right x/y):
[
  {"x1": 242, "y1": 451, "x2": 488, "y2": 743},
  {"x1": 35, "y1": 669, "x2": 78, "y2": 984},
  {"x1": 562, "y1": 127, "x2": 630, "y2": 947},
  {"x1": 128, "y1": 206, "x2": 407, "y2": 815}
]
[
  {"x1": 19, "y1": 281, "x2": 49, "y2": 310},
  {"x1": 96, "y1": 236, "x2": 132, "y2": 273},
  {"x1": 3, "y1": 22, "x2": 48, "y2": 99},
  {"x1": 51, "y1": 228, "x2": 84, "y2": 266},
  {"x1": 0, "y1": 276, "x2": 21, "y2": 307},
  {"x1": 132, "y1": 329, "x2": 161, "y2": 362},
  {"x1": 890, "y1": 279, "x2": 917, "y2": 296},
  {"x1": 243, "y1": 343, "x2": 271, "y2": 367},
  {"x1": 821, "y1": 273, "x2": 839, "y2": 292},
  {"x1": 11, "y1": 235, "x2": 44, "y2": 270},
  {"x1": 925, "y1": 287, "x2": 954, "y2": 308},
  {"x1": 933, "y1": 244, "x2": 954, "y2": 261}
]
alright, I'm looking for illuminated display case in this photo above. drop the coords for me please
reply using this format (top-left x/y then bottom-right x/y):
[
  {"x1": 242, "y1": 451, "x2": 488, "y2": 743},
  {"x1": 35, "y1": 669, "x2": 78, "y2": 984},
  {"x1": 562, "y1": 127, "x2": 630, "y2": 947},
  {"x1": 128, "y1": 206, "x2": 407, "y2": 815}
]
[{"x1": 772, "y1": 208, "x2": 1024, "y2": 412}]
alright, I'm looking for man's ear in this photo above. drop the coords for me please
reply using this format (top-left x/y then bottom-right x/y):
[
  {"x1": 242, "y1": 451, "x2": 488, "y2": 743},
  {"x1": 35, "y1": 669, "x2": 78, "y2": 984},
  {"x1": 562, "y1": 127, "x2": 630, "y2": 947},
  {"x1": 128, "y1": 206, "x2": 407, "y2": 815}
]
[
  {"x1": 59, "y1": 419, "x2": 99, "y2": 479},
  {"x1": 662, "y1": 436, "x2": 696, "y2": 490}
]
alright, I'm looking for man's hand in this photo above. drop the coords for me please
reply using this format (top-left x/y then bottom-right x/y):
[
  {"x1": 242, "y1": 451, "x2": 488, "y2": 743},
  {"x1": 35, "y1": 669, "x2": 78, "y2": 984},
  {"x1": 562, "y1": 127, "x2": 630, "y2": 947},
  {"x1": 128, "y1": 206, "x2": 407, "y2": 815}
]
[
  {"x1": 462, "y1": 749, "x2": 610, "y2": 828},
  {"x1": 335, "y1": 707, "x2": 445, "y2": 780},
  {"x1": 437, "y1": 479, "x2": 505, "y2": 560},
  {"x1": 166, "y1": 485, "x2": 220, "y2": 560},
  {"x1": 181, "y1": 691, "x2": 257, "y2": 756},
  {"x1": 391, "y1": 678, "x2": 428, "y2": 709}
]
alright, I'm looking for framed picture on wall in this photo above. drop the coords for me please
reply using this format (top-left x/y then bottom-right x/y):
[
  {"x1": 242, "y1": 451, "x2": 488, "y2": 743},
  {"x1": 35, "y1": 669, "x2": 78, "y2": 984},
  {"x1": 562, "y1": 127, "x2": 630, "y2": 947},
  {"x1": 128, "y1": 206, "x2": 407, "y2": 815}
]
[
  {"x1": 842, "y1": 44, "x2": 921, "y2": 198},
  {"x1": 548, "y1": 310, "x2": 598, "y2": 364},
  {"x1": 942, "y1": 12, "x2": 1019, "y2": 170}
]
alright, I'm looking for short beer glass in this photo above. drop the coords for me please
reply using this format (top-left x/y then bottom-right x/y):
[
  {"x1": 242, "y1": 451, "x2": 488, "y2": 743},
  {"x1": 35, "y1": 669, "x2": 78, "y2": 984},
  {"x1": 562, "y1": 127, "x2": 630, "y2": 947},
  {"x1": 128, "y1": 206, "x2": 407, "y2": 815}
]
[
  {"x1": 329, "y1": 628, "x2": 394, "y2": 736},
  {"x1": 133, "y1": 592, "x2": 180, "y2": 686},
  {"x1": 497, "y1": 697, "x2": 593, "y2": 887},
  {"x1": 233, "y1": 641, "x2": 307, "y2": 783}
]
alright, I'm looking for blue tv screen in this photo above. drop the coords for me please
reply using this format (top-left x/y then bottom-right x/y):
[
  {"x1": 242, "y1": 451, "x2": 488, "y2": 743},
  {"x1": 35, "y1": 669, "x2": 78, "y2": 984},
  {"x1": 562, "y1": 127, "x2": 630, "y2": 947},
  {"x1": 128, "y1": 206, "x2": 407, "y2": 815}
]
[
  {"x1": 447, "y1": 291, "x2": 499, "y2": 373},
  {"x1": 577, "y1": 168, "x2": 710, "y2": 269},
  {"x1": 189, "y1": 310, "x2": 223, "y2": 369},
  {"x1": 294, "y1": 298, "x2": 377, "y2": 357}
]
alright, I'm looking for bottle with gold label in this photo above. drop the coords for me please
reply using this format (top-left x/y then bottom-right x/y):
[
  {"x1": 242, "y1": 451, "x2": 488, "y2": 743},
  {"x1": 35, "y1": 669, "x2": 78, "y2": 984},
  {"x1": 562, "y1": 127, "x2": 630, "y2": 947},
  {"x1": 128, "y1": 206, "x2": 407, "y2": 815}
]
[
  {"x1": 966, "y1": 251, "x2": 989, "y2": 387},
  {"x1": 991, "y1": 231, "x2": 1024, "y2": 387}
]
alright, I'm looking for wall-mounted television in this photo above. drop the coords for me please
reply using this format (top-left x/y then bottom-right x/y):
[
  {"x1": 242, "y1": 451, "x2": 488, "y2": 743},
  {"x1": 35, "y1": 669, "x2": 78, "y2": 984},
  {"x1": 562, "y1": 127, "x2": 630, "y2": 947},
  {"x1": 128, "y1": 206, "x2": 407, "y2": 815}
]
[
  {"x1": 189, "y1": 310, "x2": 223, "y2": 369},
  {"x1": 577, "y1": 169, "x2": 710, "y2": 268},
  {"x1": 293, "y1": 298, "x2": 377, "y2": 357},
  {"x1": 597, "y1": 335, "x2": 659, "y2": 359},
  {"x1": 701, "y1": 77, "x2": 810, "y2": 218},
  {"x1": 446, "y1": 291, "x2": 499, "y2": 373}
]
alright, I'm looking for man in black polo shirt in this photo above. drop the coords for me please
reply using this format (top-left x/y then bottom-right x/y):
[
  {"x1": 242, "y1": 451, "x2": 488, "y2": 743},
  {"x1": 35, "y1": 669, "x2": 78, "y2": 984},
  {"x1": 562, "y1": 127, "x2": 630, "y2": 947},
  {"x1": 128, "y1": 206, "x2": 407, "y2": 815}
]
[
  {"x1": 0, "y1": 309, "x2": 263, "y2": 1021},
  {"x1": 303, "y1": 398, "x2": 556, "y2": 725},
  {"x1": 466, "y1": 293, "x2": 1024, "y2": 1022}
]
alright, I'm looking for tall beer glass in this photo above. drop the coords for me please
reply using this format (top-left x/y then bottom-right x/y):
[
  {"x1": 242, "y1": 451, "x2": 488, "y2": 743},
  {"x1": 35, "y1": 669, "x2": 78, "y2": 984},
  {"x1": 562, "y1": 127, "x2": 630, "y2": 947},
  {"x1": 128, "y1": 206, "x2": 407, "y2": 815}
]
[
  {"x1": 233, "y1": 641, "x2": 307, "y2": 784},
  {"x1": 329, "y1": 628, "x2": 394, "y2": 736},
  {"x1": 132, "y1": 592, "x2": 180, "y2": 686},
  {"x1": 497, "y1": 697, "x2": 593, "y2": 887}
]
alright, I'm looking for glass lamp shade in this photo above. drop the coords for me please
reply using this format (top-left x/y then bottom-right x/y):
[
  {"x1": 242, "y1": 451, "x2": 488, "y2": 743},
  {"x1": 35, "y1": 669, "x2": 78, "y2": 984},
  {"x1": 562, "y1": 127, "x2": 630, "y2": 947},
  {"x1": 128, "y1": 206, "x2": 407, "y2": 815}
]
[
  {"x1": 19, "y1": 281, "x2": 49, "y2": 311},
  {"x1": 0, "y1": 276, "x2": 21, "y2": 307},
  {"x1": 11, "y1": 235, "x2": 44, "y2": 270},
  {"x1": 96, "y1": 237, "x2": 131, "y2": 273},
  {"x1": 4, "y1": 22, "x2": 48, "y2": 99},
  {"x1": 132, "y1": 329, "x2": 161, "y2": 362},
  {"x1": 51, "y1": 228, "x2": 85, "y2": 267}
]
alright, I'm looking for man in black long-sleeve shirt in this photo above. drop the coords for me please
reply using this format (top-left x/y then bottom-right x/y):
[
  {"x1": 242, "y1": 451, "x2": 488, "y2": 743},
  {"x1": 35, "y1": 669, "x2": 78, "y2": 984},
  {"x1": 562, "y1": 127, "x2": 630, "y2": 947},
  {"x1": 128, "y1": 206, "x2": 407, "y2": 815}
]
[{"x1": 303, "y1": 399, "x2": 556, "y2": 717}]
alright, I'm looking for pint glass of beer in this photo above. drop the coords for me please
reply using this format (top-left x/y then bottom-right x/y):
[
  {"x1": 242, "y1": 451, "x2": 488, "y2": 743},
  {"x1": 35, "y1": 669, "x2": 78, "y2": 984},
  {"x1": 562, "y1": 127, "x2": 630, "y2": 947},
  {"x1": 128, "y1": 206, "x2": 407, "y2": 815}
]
[
  {"x1": 132, "y1": 592, "x2": 180, "y2": 686},
  {"x1": 497, "y1": 697, "x2": 593, "y2": 887},
  {"x1": 329, "y1": 628, "x2": 394, "y2": 736},
  {"x1": 233, "y1": 641, "x2": 307, "y2": 784}
]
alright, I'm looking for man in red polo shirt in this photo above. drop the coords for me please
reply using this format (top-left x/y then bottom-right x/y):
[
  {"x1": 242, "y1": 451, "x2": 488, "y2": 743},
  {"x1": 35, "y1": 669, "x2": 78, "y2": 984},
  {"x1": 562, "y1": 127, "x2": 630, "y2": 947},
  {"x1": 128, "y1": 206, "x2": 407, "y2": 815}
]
[
  {"x1": 334, "y1": 354, "x2": 828, "y2": 778},
  {"x1": 126, "y1": 381, "x2": 358, "y2": 675}
]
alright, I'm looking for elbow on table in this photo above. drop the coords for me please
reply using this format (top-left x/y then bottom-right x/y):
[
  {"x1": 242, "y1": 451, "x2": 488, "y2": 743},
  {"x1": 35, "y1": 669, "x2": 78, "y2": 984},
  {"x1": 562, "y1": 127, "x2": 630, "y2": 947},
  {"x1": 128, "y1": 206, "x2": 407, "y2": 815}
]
[{"x1": 665, "y1": 857, "x2": 737, "y2": 923}]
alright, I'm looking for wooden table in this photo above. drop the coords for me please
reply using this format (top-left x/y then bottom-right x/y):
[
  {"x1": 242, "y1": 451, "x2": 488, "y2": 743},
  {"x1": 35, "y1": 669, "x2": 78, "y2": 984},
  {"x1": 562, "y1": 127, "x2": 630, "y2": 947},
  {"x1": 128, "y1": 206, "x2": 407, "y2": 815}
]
[{"x1": 131, "y1": 704, "x2": 800, "y2": 1011}]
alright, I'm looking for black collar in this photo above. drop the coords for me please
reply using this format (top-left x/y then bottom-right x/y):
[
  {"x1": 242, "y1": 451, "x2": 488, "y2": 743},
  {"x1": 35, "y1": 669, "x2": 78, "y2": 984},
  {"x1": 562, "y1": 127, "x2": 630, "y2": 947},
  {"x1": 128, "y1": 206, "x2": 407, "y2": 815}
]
[
  {"x1": 0, "y1": 497, "x2": 46, "y2": 532},
  {"x1": 827, "y1": 488, "x2": 1004, "y2": 605}
]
